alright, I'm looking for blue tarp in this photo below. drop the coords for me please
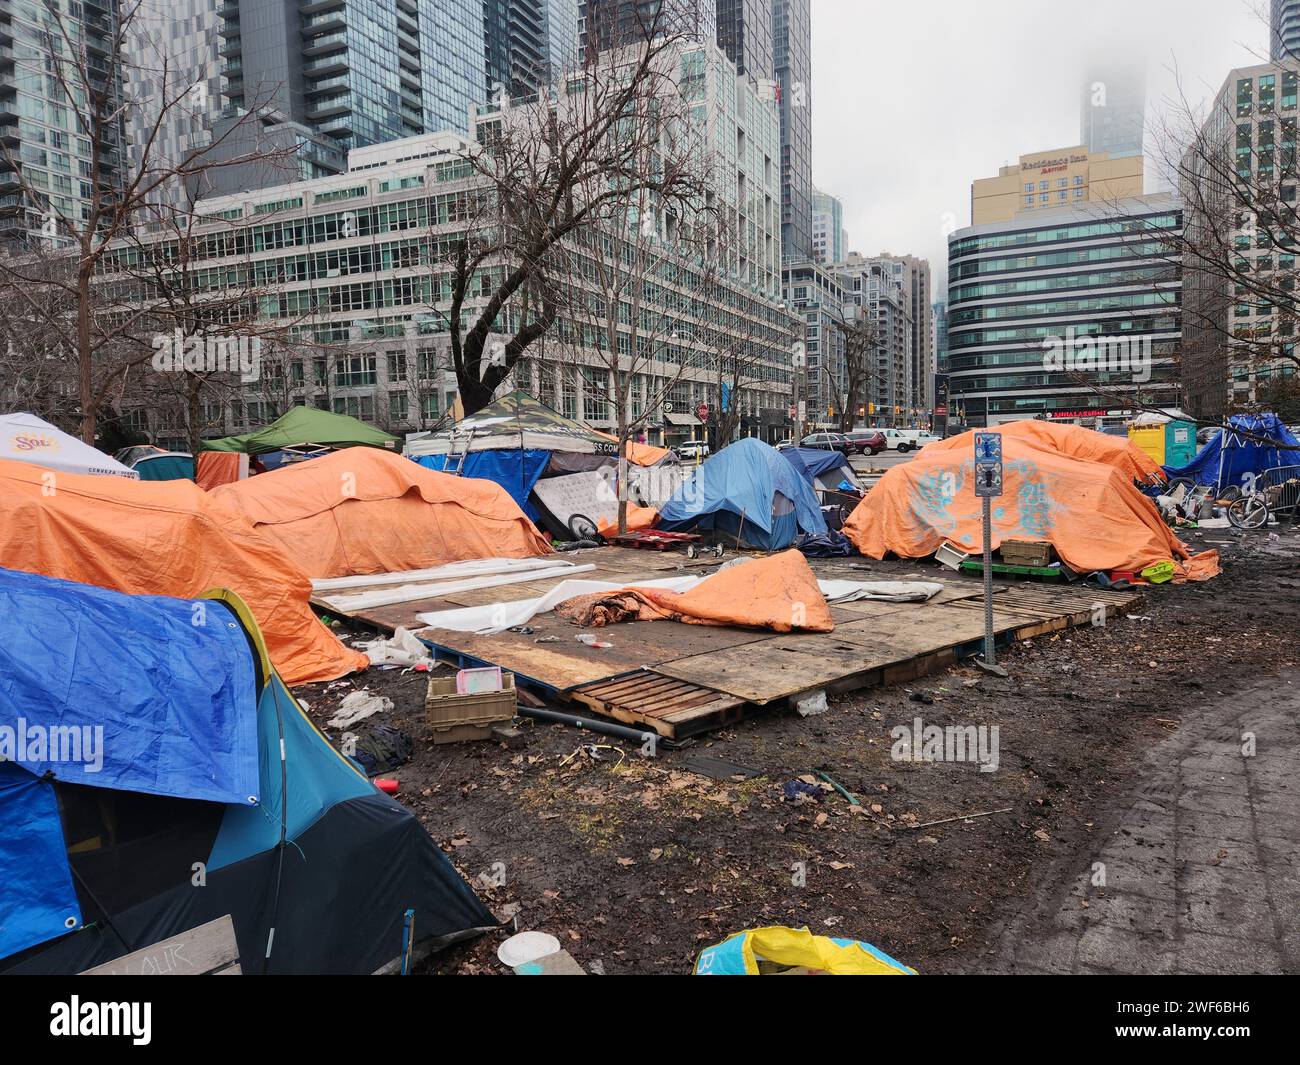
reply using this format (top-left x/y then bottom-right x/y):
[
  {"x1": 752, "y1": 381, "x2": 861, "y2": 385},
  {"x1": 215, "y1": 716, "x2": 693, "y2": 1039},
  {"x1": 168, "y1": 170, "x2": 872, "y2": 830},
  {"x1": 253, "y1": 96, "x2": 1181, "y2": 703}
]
[
  {"x1": 1163, "y1": 413, "x2": 1300, "y2": 491},
  {"x1": 781, "y1": 447, "x2": 853, "y2": 484},
  {"x1": 414, "y1": 449, "x2": 550, "y2": 521},
  {"x1": 0, "y1": 567, "x2": 259, "y2": 805},
  {"x1": 658, "y1": 439, "x2": 828, "y2": 549},
  {"x1": 0, "y1": 761, "x2": 82, "y2": 959}
]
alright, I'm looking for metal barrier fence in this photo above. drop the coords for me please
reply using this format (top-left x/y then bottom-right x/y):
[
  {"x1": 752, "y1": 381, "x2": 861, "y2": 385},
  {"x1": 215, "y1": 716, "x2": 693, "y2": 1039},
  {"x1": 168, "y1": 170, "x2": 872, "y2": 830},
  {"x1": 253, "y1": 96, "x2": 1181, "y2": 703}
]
[{"x1": 1258, "y1": 465, "x2": 1300, "y2": 521}]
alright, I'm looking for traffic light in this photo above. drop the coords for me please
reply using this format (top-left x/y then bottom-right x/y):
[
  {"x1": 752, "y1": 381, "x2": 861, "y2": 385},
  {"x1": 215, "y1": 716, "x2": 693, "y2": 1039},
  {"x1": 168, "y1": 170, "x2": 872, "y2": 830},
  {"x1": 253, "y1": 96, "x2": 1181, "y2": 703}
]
[
  {"x1": 868, "y1": 402, "x2": 875, "y2": 415},
  {"x1": 857, "y1": 404, "x2": 866, "y2": 417}
]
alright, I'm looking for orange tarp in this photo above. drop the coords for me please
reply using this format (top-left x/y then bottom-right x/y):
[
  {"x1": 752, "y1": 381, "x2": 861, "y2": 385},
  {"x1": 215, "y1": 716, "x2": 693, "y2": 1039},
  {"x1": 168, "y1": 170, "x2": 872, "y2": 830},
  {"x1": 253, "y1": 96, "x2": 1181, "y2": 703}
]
[
  {"x1": 929, "y1": 420, "x2": 1165, "y2": 483},
  {"x1": 0, "y1": 458, "x2": 365, "y2": 685},
  {"x1": 592, "y1": 430, "x2": 671, "y2": 467},
  {"x1": 597, "y1": 505, "x2": 658, "y2": 537},
  {"x1": 844, "y1": 433, "x2": 1191, "y2": 575},
  {"x1": 195, "y1": 450, "x2": 247, "y2": 491},
  {"x1": 625, "y1": 440, "x2": 671, "y2": 466},
  {"x1": 210, "y1": 447, "x2": 551, "y2": 579},
  {"x1": 554, "y1": 550, "x2": 834, "y2": 632}
]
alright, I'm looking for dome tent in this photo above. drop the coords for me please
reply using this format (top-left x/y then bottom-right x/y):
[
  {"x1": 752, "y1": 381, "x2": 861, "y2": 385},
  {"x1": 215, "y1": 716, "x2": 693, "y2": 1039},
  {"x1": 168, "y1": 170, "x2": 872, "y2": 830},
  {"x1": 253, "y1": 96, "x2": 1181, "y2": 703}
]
[
  {"x1": 658, "y1": 438, "x2": 827, "y2": 550},
  {"x1": 0, "y1": 569, "x2": 494, "y2": 974}
]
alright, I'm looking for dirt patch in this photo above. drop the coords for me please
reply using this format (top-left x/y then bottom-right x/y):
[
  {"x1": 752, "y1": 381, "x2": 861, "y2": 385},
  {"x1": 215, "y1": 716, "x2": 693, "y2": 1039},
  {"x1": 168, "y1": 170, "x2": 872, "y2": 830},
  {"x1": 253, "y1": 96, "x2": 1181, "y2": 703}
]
[{"x1": 294, "y1": 526, "x2": 1300, "y2": 974}]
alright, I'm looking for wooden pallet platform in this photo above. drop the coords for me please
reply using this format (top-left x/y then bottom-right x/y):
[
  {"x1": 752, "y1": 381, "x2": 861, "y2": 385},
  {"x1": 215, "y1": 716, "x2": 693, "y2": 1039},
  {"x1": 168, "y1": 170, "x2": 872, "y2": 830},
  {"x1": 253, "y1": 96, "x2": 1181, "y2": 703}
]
[
  {"x1": 315, "y1": 548, "x2": 1143, "y2": 740},
  {"x1": 570, "y1": 670, "x2": 747, "y2": 739}
]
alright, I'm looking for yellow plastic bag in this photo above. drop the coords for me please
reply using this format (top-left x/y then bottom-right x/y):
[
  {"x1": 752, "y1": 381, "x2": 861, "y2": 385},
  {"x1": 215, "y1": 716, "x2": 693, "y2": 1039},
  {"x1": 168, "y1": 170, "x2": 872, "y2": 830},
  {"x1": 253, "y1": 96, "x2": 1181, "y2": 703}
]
[{"x1": 694, "y1": 925, "x2": 916, "y2": 975}]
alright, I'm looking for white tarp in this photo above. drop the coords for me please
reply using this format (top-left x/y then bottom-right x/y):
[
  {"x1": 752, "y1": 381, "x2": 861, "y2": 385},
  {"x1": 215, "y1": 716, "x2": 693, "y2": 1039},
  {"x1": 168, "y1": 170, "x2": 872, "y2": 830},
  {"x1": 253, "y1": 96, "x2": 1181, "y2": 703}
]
[
  {"x1": 818, "y1": 580, "x2": 943, "y2": 604},
  {"x1": 311, "y1": 557, "x2": 576, "y2": 593},
  {"x1": 318, "y1": 563, "x2": 596, "y2": 612},
  {"x1": 417, "y1": 576, "x2": 702, "y2": 634},
  {"x1": 0, "y1": 412, "x2": 138, "y2": 479},
  {"x1": 416, "y1": 568, "x2": 946, "y2": 635}
]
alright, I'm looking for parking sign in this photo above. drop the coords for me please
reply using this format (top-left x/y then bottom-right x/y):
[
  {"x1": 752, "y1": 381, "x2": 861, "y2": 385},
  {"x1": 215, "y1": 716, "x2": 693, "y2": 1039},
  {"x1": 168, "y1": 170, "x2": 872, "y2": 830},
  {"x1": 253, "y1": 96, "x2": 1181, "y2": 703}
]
[{"x1": 974, "y1": 432, "x2": 1003, "y2": 498}]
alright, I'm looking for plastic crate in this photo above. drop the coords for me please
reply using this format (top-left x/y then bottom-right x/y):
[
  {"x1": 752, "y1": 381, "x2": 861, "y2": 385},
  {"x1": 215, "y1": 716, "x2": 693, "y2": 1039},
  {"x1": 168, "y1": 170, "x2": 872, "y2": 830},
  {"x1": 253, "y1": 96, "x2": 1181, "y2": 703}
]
[
  {"x1": 426, "y1": 671, "x2": 517, "y2": 744},
  {"x1": 999, "y1": 539, "x2": 1052, "y2": 567}
]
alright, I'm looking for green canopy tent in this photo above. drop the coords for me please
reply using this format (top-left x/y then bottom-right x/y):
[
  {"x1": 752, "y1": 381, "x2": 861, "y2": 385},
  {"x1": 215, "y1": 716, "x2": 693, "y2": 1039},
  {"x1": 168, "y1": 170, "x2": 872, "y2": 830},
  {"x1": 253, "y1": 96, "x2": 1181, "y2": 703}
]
[{"x1": 204, "y1": 406, "x2": 397, "y2": 457}]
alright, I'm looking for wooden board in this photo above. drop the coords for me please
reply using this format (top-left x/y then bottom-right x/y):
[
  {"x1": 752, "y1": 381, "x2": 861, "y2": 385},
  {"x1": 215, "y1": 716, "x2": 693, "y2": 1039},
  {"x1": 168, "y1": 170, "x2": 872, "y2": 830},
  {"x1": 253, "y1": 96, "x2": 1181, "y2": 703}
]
[{"x1": 80, "y1": 915, "x2": 240, "y2": 976}]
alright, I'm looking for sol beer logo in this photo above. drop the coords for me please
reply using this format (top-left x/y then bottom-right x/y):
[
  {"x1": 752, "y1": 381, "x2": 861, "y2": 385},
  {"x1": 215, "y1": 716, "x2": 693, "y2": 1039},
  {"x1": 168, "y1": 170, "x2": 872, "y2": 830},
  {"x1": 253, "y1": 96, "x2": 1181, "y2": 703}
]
[{"x1": 10, "y1": 433, "x2": 59, "y2": 453}]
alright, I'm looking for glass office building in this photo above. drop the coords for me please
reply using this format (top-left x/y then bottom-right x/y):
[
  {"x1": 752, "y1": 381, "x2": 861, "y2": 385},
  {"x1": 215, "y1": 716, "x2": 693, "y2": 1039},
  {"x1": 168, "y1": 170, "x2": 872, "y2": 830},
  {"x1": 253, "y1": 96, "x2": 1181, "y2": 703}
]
[
  {"x1": 219, "y1": 0, "x2": 486, "y2": 152},
  {"x1": 946, "y1": 194, "x2": 1183, "y2": 427},
  {"x1": 772, "y1": 0, "x2": 811, "y2": 261},
  {"x1": 0, "y1": 0, "x2": 126, "y2": 245}
]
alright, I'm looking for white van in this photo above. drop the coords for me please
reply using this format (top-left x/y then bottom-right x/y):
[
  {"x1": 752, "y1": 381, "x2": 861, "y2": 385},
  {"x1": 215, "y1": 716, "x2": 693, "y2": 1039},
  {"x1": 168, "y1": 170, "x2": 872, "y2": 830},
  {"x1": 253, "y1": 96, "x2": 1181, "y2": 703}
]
[{"x1": 881, "y1": 428, "x2": 940, "y2": 453}]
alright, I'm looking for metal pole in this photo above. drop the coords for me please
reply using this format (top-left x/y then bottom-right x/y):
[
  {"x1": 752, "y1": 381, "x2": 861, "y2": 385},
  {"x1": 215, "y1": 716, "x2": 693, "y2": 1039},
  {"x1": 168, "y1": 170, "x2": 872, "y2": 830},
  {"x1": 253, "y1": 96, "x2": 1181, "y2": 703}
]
[{"x1": 982, "y1": 494, "x2": 994, "y2": 666}]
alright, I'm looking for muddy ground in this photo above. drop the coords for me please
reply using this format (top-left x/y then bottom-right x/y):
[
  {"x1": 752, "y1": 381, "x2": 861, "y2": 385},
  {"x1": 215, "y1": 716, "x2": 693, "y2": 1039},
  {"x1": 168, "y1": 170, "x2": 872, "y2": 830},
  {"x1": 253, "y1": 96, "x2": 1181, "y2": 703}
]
[{"x1": 296, "y1": 525, "x2": 1300, "y2": 975}]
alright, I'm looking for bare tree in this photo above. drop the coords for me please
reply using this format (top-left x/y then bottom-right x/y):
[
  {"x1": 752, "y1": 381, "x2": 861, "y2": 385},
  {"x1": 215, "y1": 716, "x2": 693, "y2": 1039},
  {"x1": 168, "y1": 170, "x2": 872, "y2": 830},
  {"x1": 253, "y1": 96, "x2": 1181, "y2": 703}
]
[
  {"x1": 0, "y1": 1, "x2": 289, "y2": 444},
  {"x1": 106, "y1": 199, "x2": 314, "y2": 454},
  {"x1": 827, "y1": 307, "x2": 885, "y2": 434},
  {"x1": 547, "y1": 202, "x2": 725, "y2": 533},
  {"x1": 423, "y1": 5, "x2": 710, "y2": 416}
]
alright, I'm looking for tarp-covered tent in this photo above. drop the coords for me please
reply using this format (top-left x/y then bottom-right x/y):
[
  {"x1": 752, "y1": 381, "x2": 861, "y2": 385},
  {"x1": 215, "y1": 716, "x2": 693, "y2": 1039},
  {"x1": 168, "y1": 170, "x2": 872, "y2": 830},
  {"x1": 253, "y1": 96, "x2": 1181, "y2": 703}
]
[
  {"x1": 844, "y1": 428, "x2": 1192, "y2": 574},
  {"x1": 0, "y1": 458, "x2": 365, "y2": 684},
  {"x1": 406, "y1": 391, "x2": 672, "y2": 524},
  {"x1": 927, "y1": 419, "x2": 1165, "y2": 485},
  {"x1": 658, "y1": 439, "x2": 827, "y2": 549},
  {"x1": 0, "y1": 569, "x2": 493, "y2": 974},
  {"x1": 210, "y1": 447, "x2": 551, "y2": 578},
  {"x1": 0, "y1": 412, "x2": 137, "y2": 479},
  {"x1": 1163, "y1": 412, "x2": 1300, "y2": 491},
  {"x1": 205, "y1": 406, "x2": 397, "y2": 456},
  {"x1": 781, "y1": 447, "x2": 862, "y2": 493},
  {"x1": 116, "y1": 445, "x2": 196, "y2": 481},
  {"x1": 847, "y1": 431, "x2": 1194, "y2": 573}
]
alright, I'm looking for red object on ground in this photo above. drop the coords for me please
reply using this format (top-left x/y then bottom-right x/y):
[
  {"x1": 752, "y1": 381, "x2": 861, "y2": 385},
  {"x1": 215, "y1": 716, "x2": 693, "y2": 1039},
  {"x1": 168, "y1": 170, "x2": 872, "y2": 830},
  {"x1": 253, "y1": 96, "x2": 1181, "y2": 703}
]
[
  {"x1": 373, "y1": 778, "x2": 400, "y2": 794},
  {"x1": 608, "y1": 530, "x2": 700, "y2": 551}
]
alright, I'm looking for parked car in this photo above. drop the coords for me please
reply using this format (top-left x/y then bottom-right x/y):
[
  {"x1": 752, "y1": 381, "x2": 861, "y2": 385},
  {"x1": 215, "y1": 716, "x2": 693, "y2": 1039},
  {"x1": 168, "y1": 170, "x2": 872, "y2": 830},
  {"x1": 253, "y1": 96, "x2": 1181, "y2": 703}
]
[
  {"x1": 845, "y1": 429, "x2": 886, "y2": 455},
  {"x1": 1196, "y1": 426, "x2": 1222, "y2": 445},
  {"x1": 800, "y1": 432, "x2": 852, "y2": 455},
  {"x1": 674, "y1": 439, "x2": 710, "y2": 461},
  {"x1": 881, "y1": 428, "x2": 940, "y2": 453},
  {"x1": 773, "y1": 437, "x2": 798, "y2": 451}
]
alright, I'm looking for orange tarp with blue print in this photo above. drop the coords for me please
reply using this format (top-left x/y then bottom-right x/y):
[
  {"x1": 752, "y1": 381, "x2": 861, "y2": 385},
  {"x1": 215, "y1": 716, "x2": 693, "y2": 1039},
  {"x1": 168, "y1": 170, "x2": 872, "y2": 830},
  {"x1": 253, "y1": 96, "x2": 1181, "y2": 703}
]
[{"x1": 844, "y1": 432, "x2": 1189, "y2": 576}]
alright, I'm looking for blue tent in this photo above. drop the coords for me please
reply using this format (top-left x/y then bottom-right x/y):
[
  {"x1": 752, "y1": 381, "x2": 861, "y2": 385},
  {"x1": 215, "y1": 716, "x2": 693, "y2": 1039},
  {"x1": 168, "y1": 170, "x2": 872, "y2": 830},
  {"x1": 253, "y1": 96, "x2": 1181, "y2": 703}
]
[
  {"x1": 781, "y1": 447, "x2": 857, "y2": 489},
  {"x1": 658, "y1": 438, "x2": 827, "y2": 549},
  {"x1": 1164, "y1": 413, "x2": 1300, "y2": 491},
  {"x1": 0, "y1": 567, "x2": 493, "y2": 974}
]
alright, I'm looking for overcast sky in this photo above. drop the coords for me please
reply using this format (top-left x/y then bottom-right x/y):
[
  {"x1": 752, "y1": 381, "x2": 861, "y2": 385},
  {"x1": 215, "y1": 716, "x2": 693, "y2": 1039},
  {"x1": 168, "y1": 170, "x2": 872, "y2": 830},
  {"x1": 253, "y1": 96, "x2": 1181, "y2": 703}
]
[{"x1": 810, "y1": 0, "x2": 1272, "y2": 297}]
